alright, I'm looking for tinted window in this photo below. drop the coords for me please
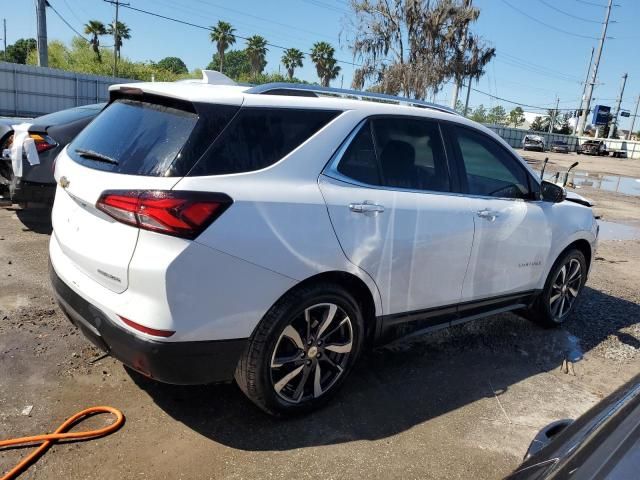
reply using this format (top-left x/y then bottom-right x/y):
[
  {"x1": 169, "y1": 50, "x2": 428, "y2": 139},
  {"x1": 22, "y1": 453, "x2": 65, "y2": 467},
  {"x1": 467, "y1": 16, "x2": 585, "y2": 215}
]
[
  {"x1": 336, "y1": 122, "x2": 380, "y2": 185},
  {"x1": 372, "y1": 117, "x2": 450, "y2": 192},
  {"x1": 68, "y1": 99, "x2": 199, "y2": 175},
  {"x1": 455, "y1": 127, "x2": 530, "y2": 199},
  {"x1": 189, "y1": 108, "x2": 340, "y2": 176}
]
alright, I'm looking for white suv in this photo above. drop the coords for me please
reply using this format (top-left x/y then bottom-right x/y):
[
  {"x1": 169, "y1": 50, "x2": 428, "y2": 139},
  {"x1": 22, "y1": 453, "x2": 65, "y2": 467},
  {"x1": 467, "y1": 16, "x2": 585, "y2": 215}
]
[{"x1": 49, "y1": 74, "x2": 598, "y2": 415}]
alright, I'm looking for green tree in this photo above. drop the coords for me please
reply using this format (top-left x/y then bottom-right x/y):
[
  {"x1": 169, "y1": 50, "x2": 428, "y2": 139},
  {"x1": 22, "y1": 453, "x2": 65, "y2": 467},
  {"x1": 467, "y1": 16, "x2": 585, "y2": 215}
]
[
  {"x1": 470, "y1": 104, "x2": 487, "y2": 123},
  {"x1": 210, "y1": 21, "x2": 236, "y2": 73},
  {"x1": 84, "y1": 20, "x2": 107, "y2": 61},
  {"x1": 207, "y1": 49, "x2": 250, "y2": 79},
  {"x1": 281, "y1": 48, "x2": 304, "y2": 81},
  {"x1": 157, "y1": 56, "x2": 188, "y2": 74},
  {"x1": 27, "y1": 38, "x2": 183, "y2": 82},
  {"x1": 487, "y1": 105, "x2": 507, "y2": 125},
  {"x1": 454, "y1": 99, "x2": 465, "y2": 115},
  {"x1": 508, "y1": 107, "x2": 525, "y2": 128},
  {"x1": 106, "y1": 21, "x2": 131, "y2": 59},
  {"x1": 530, "y1": 116, "x2": 545, "y2": 131},
  {"x1": 246, "y1": 35, "x2": 268, "y2": 79},
  {"x1": 1, "y1": 38, "x2": 37, "y2": 64},
  {"x1": 310, "y1": 41, "x2": 340, "y2": 87}
]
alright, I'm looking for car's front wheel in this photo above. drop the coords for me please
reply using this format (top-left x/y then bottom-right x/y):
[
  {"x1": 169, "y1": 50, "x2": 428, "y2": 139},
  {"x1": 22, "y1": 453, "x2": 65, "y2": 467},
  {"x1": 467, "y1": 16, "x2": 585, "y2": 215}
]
[
  {"x1": 235, "y1": 282, "x2": 364, "y2": 416},
  {"x1": 526, "y1": 248, "x2": 587, "y2": 327}
]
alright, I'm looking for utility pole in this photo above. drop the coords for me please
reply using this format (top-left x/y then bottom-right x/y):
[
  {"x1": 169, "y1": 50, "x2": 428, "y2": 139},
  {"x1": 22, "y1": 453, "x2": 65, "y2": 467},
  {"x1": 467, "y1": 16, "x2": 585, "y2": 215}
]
[
  {"x1": 463, "y1": 78, "x2": 472, "y2": 117},
  {"x1": 104, "y1": 0, "x2": 128, "y2": 77},
  {"x1": 574, "y1": 47, "x2": 594, "y2": 135},
  {"x1": 628, "y1": 95, "x2": 640, "y2": 140},
  {"x1": 2, "y1": 19, "x2": 6, "y2": 55},
  {"x1": 577, "y1": 0, "x2": 613, "y2": 135},
  {"x1": 608, "y1": 72, "x2": 627, "y2": 139},
  {"x1": 451, "y1": 0, "x2": 472, "y2": 109},
  {"x1": 549, "y1": 96, "x2": 559, "y2": 133},
  {"x1": 36, "y1": 0, "x2": 48, "y2": 67}
]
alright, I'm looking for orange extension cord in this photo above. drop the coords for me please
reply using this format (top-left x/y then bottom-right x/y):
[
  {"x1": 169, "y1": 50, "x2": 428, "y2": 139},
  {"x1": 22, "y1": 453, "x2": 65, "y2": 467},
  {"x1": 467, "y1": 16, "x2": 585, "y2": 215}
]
[{"x1": 0, "y1": 406, "x2": 124, "y2": 480}]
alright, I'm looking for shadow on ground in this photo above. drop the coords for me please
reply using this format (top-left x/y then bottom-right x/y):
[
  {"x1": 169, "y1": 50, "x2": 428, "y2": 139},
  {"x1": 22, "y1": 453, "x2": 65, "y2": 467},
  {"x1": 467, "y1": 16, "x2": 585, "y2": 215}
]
[
  {"x1": 130, "y1": 286, "x2": 639, "y2": 451},
  {"x1": 8, "y1": 206, "x2": 53, "y2": 234}
]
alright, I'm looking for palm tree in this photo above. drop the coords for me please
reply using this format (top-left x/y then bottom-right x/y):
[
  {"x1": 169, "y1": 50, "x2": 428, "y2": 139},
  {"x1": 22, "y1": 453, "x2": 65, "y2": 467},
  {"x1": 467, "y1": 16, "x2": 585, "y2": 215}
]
[
  {"x1": 106, "y1": 21, "x2": 131, "y2": 60},
  {"x1": 310, "y1": 41, "x2": 340, "y2": 87},
  {"x1": 281, "y1": 48, "x2": 304, "y2": 81},
  {"x1": 246, "y1": 35, "x2": 268, "y2": 79},
  {"x1": 209, "y1": 21, "x2": 236, "y2": 73},
  {"x1": 83, "y1": 20, "x2": 106, "y2": 61}
]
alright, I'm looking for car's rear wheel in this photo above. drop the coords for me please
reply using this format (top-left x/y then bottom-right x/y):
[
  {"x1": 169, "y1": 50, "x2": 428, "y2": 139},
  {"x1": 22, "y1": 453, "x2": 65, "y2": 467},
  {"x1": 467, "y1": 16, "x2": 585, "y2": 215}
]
[
  {"x1": 526, "y1": 248, "x2": 587, "y2": 327},
  {"x1": 235, "y1": 282, "x2": 364, "y2": 416}
]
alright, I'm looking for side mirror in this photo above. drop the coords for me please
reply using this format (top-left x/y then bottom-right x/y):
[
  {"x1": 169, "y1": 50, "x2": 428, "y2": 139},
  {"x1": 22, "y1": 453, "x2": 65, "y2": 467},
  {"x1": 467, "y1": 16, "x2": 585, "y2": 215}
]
[{"x1": 540, "y1": 181, "x2": 566, "y2": 203}]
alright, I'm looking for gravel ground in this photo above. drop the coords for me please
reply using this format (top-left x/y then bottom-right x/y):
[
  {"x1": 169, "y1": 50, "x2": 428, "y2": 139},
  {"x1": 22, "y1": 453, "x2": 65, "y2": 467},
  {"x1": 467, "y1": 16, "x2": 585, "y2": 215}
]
[{"x1": 1, "y1": 155, "x2": 639, "y2": 479}]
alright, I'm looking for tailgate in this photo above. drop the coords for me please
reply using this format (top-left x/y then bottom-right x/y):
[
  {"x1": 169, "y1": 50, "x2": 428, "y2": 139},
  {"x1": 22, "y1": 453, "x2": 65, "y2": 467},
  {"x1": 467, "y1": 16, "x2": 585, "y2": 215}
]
[{"x1": 52, "y1": 149, "x2": 178, "y2": 292}]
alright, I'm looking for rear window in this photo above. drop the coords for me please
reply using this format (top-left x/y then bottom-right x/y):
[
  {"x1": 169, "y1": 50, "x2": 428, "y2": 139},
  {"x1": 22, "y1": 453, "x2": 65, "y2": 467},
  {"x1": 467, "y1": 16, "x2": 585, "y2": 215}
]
[
  {"x1": 188, "y1": 108, "x2": 341, "y2": 176},
  {"x1": 67, "y1": 99, "x2": 238, "y2": 176}
]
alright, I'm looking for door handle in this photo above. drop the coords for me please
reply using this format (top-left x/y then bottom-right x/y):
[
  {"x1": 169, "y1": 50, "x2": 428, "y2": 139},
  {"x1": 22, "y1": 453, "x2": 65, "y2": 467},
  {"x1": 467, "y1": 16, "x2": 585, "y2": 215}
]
[
  {"x1": 476, "y1": 208, "x2": 500, "y2": 222},
  {"x1": 349, "y1": 201, "x2": 385, "y2": 215}
]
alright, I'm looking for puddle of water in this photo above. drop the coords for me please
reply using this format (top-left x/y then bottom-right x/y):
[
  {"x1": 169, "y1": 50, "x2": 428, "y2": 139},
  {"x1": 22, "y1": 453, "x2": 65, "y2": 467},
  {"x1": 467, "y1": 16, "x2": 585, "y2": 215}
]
[
  {"x1": 597, "y1": 220, "x2": 640, "y2": 241},
  {"x1": 537, "y1": 170, "x2": 640, "y2": 197}
]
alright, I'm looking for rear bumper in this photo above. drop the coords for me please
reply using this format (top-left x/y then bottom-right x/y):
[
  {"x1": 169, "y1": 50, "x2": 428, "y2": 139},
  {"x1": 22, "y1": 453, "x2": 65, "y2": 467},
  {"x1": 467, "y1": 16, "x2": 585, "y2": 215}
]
[{"x1": 50, "y1": 262, "x2": 247, "y2": 384}]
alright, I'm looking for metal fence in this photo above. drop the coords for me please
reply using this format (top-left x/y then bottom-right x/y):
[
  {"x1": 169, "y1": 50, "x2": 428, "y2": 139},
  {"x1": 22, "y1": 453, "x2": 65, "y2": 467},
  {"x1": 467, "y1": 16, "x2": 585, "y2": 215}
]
[
  {"x1": 0, "y1": 62, "x2": 137, "y2": 117},
  {"x1": 484, "y1": 124, "x2": 640, "y2": 160}
]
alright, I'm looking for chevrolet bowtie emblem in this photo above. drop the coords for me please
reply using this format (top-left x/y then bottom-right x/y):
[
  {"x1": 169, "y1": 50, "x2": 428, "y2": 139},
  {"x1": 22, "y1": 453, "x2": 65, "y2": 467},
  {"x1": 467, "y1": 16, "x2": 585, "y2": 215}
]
[{"x1": 59, "y1": 176, "x2": 70, "y2": 189}]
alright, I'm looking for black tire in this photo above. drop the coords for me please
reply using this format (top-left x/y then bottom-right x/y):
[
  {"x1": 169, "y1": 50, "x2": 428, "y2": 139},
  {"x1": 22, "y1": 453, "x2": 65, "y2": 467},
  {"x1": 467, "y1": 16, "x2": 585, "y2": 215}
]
[
  {"x1": 526, "y1": 248, "x2": 587, "y2": 328},
  {"x1": 235, "y1": 282, "x2": 364, "y2": 416}
]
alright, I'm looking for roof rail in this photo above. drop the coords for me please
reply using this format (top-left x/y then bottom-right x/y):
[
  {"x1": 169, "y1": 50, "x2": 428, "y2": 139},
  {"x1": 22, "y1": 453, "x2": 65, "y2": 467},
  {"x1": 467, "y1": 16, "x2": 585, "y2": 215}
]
[{"x1": 245, "y1": 83, "x2": 459, "y2": 115}]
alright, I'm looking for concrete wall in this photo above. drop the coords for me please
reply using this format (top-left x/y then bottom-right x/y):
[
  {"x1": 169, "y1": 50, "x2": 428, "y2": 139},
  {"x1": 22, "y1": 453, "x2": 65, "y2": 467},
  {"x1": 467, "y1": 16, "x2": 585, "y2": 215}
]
[
  {"x1": 484, "y1": 124, "x2": 640, "y2": 160},
  {"x1": 0, "y1": 62, "x2": 137, "y2": 117}
]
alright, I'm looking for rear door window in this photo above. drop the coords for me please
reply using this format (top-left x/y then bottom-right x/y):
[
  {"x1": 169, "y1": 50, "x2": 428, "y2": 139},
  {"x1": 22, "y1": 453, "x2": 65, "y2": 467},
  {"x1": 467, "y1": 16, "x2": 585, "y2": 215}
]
[
  {"x1": 371, "y1": 117, "x2": 451, "y2": 192},
  {"x1": 336, "y1": 122, "x2": 380, "y2": 185},
  {"x1": 188, "y1": 108, "x2": 340, "y2": 176}
]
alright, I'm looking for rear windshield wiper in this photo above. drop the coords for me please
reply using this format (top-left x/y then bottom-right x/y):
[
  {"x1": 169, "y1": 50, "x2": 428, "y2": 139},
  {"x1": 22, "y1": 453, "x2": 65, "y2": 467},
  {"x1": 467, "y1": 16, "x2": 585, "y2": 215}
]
[{"x1": 75, "y1": 148, "x2": 119, "y2": 165}]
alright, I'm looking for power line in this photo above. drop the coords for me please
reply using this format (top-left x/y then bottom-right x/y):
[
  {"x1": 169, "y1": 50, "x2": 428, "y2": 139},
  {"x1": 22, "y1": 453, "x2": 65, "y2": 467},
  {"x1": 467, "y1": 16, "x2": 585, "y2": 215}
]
[
  {"x1": 61, "y1": 0, "x2": 83, "y2": 25},
  {"x1": 495, "y1": 56, "x2": 582, "y2": 85},
  {"x1": 470, "y1": 87, "x2": 578, "y2": 112},
  {"x1": 48, "y1": 1, "x2": 89, "y2": 41},
  {"x1": 537, "y1": 0, "x2": 603, "y2": 23},
  {"x1": 301, "y1": 0, "x2": 350, "y2": 15},
  {"x1": 501, "y1": 0, "x2": 602, "y2": 40},
  {"x1": 573, "y1": 0, "x2": 608, "y2": 7},
  {"x1": 153, "y1": 0, "x2": 331, "y2": 47},
  {"x1": 186, "y1": 0, "x2": 335, "y2": 41},
  {"x1": 120, "y1": 3, "x2": 363, "y2": 67}
]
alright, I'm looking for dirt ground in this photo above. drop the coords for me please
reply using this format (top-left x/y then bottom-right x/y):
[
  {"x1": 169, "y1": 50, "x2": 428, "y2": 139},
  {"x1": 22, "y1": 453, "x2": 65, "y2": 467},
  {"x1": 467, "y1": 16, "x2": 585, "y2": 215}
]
[{"x1": 1, "y1": 151, "x2": 639, "y2": 479}]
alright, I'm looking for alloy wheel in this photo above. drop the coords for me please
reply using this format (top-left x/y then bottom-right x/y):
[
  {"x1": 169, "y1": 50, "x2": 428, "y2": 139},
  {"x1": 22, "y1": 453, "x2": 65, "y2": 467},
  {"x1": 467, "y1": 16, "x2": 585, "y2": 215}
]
[
  {"x1": 549, "y1": 258, "x2": 582, "y2": 321},
  {"x1": 270, "y1": 303, "x2": 354, "y2": 404}
]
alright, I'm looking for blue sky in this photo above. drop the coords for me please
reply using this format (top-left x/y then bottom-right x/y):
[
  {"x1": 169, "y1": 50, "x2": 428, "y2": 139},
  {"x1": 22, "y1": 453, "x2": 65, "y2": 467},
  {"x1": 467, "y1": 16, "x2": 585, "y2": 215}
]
[{"x1": 4, "y1": 0, "x2": 640, "y2": 130}]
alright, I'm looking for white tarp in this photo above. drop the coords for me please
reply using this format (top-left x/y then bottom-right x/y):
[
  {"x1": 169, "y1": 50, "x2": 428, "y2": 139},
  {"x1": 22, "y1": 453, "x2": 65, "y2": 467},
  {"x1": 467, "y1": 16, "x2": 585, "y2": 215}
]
[{"x1": 9, "y1": 123, "x2": 39, "y2": 178}]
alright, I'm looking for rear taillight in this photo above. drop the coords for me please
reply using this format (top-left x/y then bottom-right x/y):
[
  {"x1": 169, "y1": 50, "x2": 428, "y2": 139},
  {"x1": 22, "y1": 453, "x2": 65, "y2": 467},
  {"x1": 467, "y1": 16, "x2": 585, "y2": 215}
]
[
  {"x1": 29, "y1": 133, "x2": 58, "y2": 153},
  {"x1": 96, "y1": 190, "x2": 232, "y2": 239}
]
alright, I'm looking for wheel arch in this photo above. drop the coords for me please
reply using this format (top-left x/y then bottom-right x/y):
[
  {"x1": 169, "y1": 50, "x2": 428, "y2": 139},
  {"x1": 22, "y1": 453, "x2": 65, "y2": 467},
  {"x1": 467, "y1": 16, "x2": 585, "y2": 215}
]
[
  {"x1": 261, "y1": 270, "x2": 380, "y2": 346},
  {"x1": 552, "y1": 238, "x2": 593, "y2": 277}
]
